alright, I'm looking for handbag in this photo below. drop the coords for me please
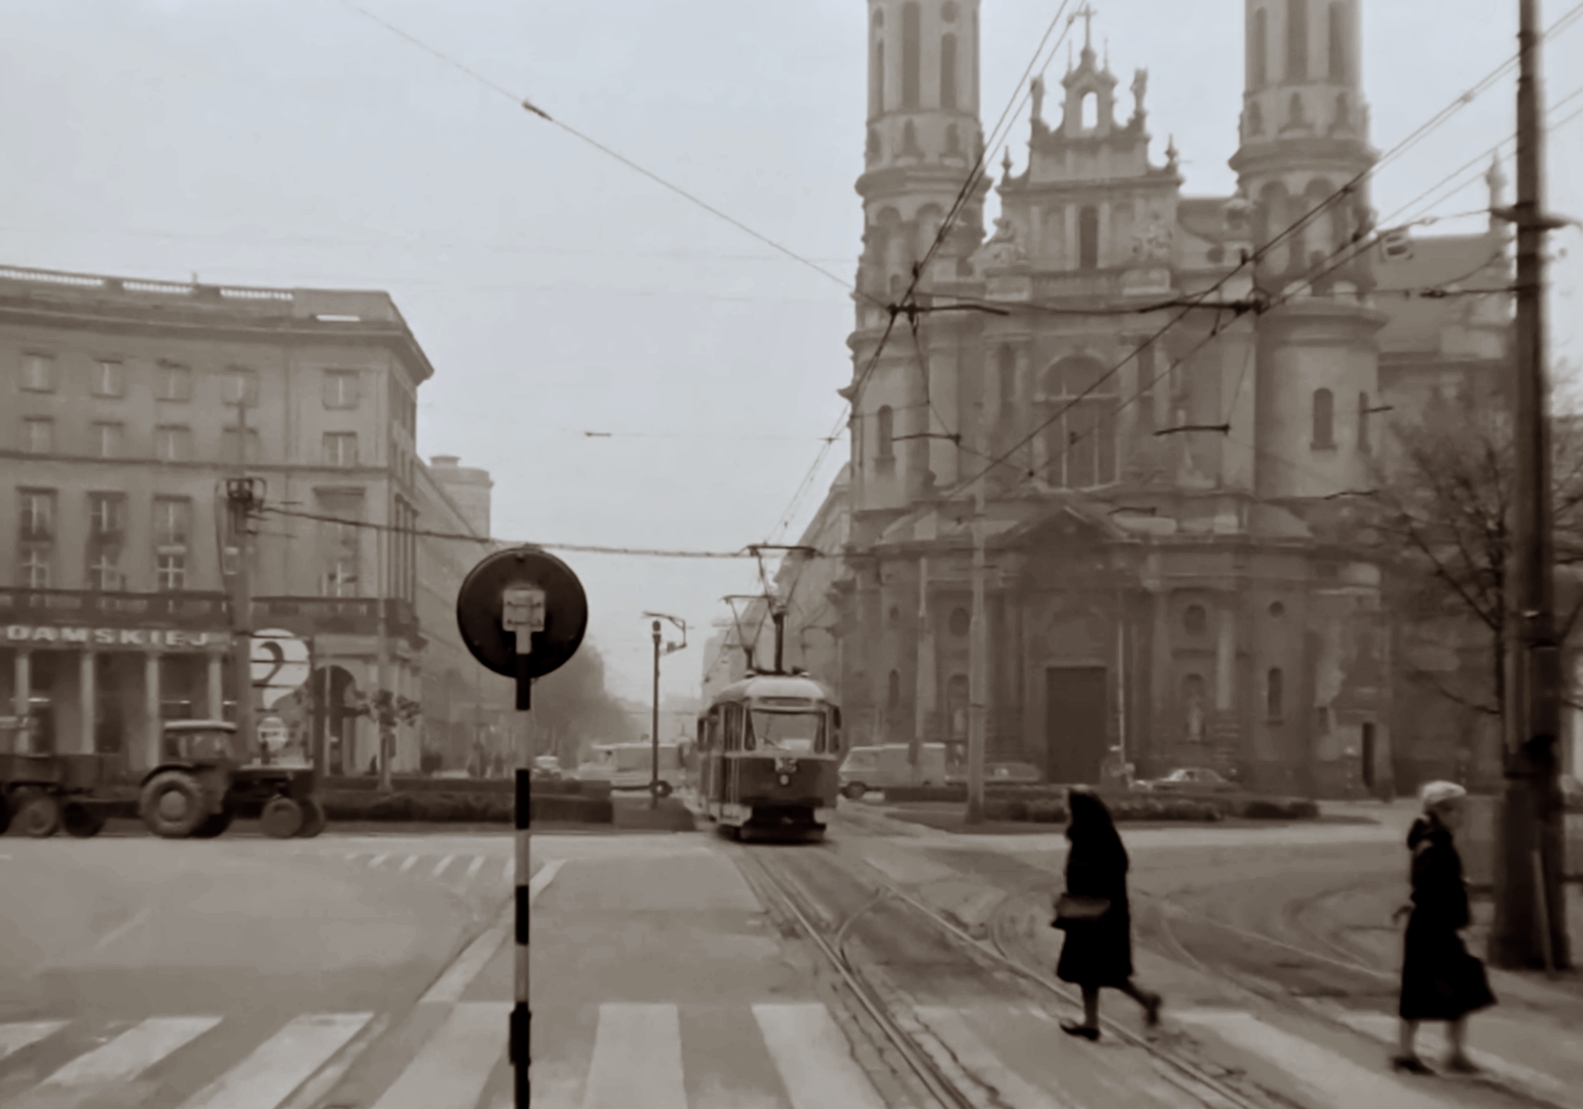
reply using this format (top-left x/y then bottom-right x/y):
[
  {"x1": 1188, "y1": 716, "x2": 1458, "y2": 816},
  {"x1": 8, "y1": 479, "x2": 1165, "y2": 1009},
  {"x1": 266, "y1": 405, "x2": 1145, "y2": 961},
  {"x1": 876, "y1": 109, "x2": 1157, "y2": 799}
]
[{"x1": 1051, "y1": 892, "x2": 1111, "y2": 929}]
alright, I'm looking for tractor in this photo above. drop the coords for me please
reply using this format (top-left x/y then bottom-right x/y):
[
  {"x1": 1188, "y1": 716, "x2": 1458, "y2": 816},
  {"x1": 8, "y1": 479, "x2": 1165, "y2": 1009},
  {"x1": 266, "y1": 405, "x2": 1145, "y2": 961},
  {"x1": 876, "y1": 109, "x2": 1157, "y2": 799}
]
[
  {"x1": 138, "y1": 720, "x2": 326, "y2": 840},
  {"x1": 0, "y1": 715, "x2": 118, "y2": 838}
]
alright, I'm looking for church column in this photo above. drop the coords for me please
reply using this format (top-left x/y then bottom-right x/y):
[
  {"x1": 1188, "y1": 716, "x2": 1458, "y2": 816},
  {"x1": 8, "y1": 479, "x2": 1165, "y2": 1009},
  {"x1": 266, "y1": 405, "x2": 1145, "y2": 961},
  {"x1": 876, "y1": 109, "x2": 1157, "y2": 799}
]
[
  {"x1": 1215, "y1": 601, "x2": 1236, "y2": 712},
  {"x1": 79, "y1": 650, "x2": 96, "y2": 756},
  {"x1": 1099, "y1": 203, "x2": 1114, "y2": 269},
  {"x1": 914, "y1": 556, "x2": 937, "y2": 758},
  {"x1": 13, "y1": 650, "x2": 30, "y2": 753},
  {"x1": 1149, "y1": 586, "x2": 1173, "y2": 766}
]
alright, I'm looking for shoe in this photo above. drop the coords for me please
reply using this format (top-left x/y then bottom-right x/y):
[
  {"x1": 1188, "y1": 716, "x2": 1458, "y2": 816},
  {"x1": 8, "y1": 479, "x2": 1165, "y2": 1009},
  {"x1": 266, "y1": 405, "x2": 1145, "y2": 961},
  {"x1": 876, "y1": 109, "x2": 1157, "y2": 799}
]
[
  {"x1": 1143, "y1": 992, "x2": 1162, "y2": 1028},
  {"x1": 1390, "y1": 1055, "x2": 1432, "y2": 1075},
  {"x1": 1445, "y1": 1055, "x2": 1480, "y2": 1075},
  {"x1": 1060, "y1": 1022, "x2": 1100, "y2": 1041}
]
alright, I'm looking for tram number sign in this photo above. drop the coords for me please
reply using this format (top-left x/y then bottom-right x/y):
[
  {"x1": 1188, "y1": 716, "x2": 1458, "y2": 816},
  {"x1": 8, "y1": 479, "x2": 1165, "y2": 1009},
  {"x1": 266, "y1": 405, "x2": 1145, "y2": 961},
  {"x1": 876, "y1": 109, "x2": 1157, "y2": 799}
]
[{"x1": 456, "y1": 547, "x2": 588, "y2": 710}]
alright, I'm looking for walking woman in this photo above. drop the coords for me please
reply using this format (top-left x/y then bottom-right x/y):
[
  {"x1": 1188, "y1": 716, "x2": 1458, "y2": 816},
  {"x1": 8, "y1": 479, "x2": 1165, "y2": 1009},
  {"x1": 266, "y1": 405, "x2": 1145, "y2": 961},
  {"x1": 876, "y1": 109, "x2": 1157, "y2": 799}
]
[
  {"x1": 1053, "y1": 787, "x2": 1162, "y2": 1039},
  {"x1": 1391, "y1": 780, "x2": 1496, "y2": 1074}
]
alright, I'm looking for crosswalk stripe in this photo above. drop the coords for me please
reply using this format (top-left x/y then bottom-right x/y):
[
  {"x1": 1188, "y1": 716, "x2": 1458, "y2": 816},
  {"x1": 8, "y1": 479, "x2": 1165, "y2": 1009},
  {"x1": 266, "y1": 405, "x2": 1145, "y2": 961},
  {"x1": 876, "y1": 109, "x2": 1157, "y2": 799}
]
[
  {"x1": 464, "y1": 856, "x2": 486, "y2": 883},
  {"x1": 914, "y1": 1006, "x2": 1069, "y2": 1109},
  {"x1": 1325, "y1": 1008, "x2": 1574, "y2": 1101},
  {"x1": 370, "y1": 1001, "x2": 510, "y2": 1109},
  {"x1": 433, "y1": 854, "x2": 456, "y2": 878},
  {"x1": 752, "y1": 1003, "x2": 889, "y2": 1109},
  {"x1": 38, "y1": 1016, "x2": 222, "y2": 1089},
  {"x1": 583, "y1": 1004, "x2": 686, "y2": 1109},
  {"x1": 177, "y1": 1012, "x2": 374, "y2": 1109},
  {"x1": 370, "y1": 854, "x2": 390, "y2": 868},
  {"x1": 0, "y1": 1020, "x2": 68, "y2": 1063},
  {"x1": 399, "y1": 856, "x2": 419, "y2": 874},
  {"x1": 1173, "y1": 1009, "x2": 1450, "y2": 1109}
]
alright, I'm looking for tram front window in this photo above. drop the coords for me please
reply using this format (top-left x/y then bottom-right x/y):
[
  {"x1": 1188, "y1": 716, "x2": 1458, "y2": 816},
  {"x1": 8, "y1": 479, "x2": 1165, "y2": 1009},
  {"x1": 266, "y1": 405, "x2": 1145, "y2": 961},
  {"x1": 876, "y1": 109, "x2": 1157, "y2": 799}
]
[{"x1": 748, "y1": 711, "x2": 824, "y2": 754}]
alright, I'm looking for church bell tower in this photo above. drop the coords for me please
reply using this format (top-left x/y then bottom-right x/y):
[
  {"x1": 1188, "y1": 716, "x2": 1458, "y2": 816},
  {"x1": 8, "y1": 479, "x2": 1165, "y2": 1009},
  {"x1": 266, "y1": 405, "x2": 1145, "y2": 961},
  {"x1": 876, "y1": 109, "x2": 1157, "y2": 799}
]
[{"x1": 1232, "y1": 0, "x2": 1386, "y2": 503}]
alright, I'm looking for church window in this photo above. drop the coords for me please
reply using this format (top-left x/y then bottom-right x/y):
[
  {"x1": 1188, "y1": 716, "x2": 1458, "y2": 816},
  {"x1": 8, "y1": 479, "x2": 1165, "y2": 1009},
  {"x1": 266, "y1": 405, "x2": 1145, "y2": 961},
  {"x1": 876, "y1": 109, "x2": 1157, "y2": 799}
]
[
  {"x1": 871, "y1": 42, "x2": 885, "y2": 117},
  {"x1": 1183, "y1": 604, "x2": 1207, "y2": 636},
  {"x1": 1078, "y1": 206, "x2": 1099, "y2": 270},
  {"x1": 941, "y1": 34, "x2": 959, "y2": 110},
  {"x1": 1358, "y1": 391, "x2": 1371, "y2": 452},
  {"x1": 887, "y1": 670, "x2": 902, "y2": 712},
  {"x1": 1043, "y1": 356, "x2": 1117, "y2": 489},
  {"x1": 1328, "y1": 2, "x2": 1350, "y2": 83},
  {"x1": 902, "y1": 119, "x2": 920, "y2": 155},
  {"x1": 1312, "y1": 388, "x2": 1334, "y2": 448},
  {"x1": 997, "y1": 345, "x2": 1016, "y2": 414},
  {"x1": 876, "y1": 405, "x2": 895, "y2": 459},
  {"x1": 1251, "y1": 8, "x2": 1269, "y2": 88},
  {"x1": 947, "y1": 674, "x2": 968, "y2": 741},
  {"x1": 1081, "y1": 91, "x2": 1098, "y2": 130},
  {"x1": 887, "y1": 605, "x2": 900, "y2": 627},
  {"x1": 949, "y1": 607, "x2": 969, "y2": 636},
  {"x1": 901, "y1": 2, "x2": 921, "y2": 109},
  {"x1": 1266, "y1": 668, "x2": 1285, "y2": 719},
  {"x1": 1287, "y1": 0, "x2": 1309, "y2": 82}
]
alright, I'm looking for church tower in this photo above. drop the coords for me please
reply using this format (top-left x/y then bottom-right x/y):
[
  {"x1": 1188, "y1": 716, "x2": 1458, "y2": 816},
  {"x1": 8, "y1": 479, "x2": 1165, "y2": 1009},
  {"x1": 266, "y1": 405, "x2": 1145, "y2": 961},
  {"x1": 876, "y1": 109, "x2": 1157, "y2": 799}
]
[
  {"x1": 848, "y1": 0, "x2": 989, "y2": 514},
  {"x1": 1231, "y1": 0, "x2": 1386, "y2": 502}
]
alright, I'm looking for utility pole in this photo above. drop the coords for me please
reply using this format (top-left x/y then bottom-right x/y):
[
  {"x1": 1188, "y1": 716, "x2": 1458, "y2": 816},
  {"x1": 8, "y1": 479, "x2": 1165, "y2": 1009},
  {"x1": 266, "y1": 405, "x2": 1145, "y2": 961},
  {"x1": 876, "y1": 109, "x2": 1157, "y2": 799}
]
[
  {"x1": 1493, "y1": 0, "x2": 1570, "y2": 971},
  {"x1": 225, "y1": 396, "x2": 260, "y2": 764},
  {"x1": 965, "y1": 471, "x2": 989, "y2": 824},
  {"x1": 377, "y1": 508, "x2": 393, "y2": 792},
  {"x1": 644, "y1": 612, "x2": 688, "y2": 809}
]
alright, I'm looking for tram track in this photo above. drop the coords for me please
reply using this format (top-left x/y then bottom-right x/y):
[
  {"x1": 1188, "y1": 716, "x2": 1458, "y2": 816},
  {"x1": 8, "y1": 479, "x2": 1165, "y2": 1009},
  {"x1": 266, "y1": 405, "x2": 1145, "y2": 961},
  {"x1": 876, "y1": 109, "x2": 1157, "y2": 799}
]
[{"x1": 730, "y1": 837, "x2": 1296, "y2": 1109}]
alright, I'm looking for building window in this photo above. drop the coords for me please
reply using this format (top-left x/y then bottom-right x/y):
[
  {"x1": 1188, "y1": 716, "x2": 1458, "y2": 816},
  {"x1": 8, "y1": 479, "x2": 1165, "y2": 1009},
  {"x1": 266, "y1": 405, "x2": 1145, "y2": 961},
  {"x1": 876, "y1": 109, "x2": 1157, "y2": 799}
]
[
  {"x1": 1287, "y1": 0, "x2": 1309, "y2": 81},
  {"x1": 22, "y1": 417, "x2": 54, "y2": 454},
  {"x1": 153, "y1": 497, "x2": 191, "y2": 549},
  {"x1": 887, "y1": 669, "x2": 902, "y2": 712},
  {"x1": 89, "y1": 492, "x2": 126, "y2": 539},
  {"x1": 221, "y1": 426, "x2": 263, "y2": 465},
  {"x1": 948, "y1": 607, "x2": 970, "y2": 636},
  {"x1": 93, "y1": 422, "x2": 124, "y2": 459},
  {"x1": 324, "y1": 432, "x2": 359, "y2": 467},
  {"x1": 157, "y1": 364, "x2": 192, "y2": 402},
  {"x1": 323, "y1": 370, "x2": 360, "y2": 409},
  {"x1": 89, "y1": 552, "x2": 124, "y2": 592},
  {"x1": 1078, "y1": 206, "x2": 1100, "y2": 270},
  {"x1": 1327, "y1": 2, "x2": 1349, "y2": 82},
  {"x1": 92, "y1": 360, "x2": 125, "y2": 397},
  {"x1": 1266, "y1": 667, "x2": 1285, "y2": 719},
  {"x1": 155, "y1": 425, "x2": 192, "y2": 462},
  {"x1": 940, "y1": 33, "x2": 959, "y2": 110},
  {"x1": 901, "y1": 2, "x2": 921, "y2": 108},
  {"x1": 1183, "y1": 604, "x2": 1208, "y2": 636},
  {"x1": 221, "y1": 368, "x2": 259, "y2": 407},
  {"x1": 875, "y1": 406, "x2": 895, "y2": 460},
  {"x1": 1312, "y1": 387, "x2": 1334, "y2": 448},
  {"x1": 19, "y1": 547, "x2": 51, "y2": 589},
  {"x1": 20, "y1": 353, "x2": 54, "y2": 392},
  {"x1": 156, "y1": 552, "x2": 187, "y2": 592},
  {"x1": 1251, "y1": 7, "x2": 1269, "y2": 88},
  {"x1": 19, "y1": 490, "x2": 55, "y2": 541},
  {"x1": 317, "y1": 493, "x2": 364, "y2": 598},
  {"x1": 1043, "y1": 357, "x2": 1118, "y2": 488}
]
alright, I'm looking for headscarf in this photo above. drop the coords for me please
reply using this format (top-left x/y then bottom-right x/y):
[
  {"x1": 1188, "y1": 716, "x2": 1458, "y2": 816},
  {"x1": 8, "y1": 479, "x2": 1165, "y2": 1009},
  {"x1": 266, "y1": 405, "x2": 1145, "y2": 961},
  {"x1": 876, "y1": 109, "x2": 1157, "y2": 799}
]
[
  {"x1": 1419, "y1": 780, "x2": 1467, "y2": 814},
  {"x1": 1067, "y1": 787, "x2": 1127, "y2": 867}
]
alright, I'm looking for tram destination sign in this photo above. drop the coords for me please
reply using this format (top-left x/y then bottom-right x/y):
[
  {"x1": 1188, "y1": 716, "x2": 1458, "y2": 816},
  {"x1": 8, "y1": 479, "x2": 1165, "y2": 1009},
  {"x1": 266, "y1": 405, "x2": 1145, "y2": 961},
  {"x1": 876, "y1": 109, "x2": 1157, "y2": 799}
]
[{"x1": 3, "y1": 625, "x2": 229, "y2": 650}]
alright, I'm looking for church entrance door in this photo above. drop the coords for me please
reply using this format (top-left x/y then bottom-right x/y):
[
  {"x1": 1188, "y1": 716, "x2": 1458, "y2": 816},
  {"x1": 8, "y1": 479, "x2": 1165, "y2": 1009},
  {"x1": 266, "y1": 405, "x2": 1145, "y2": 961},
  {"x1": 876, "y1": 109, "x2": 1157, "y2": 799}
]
[{"x1": 1044, "y1": 667, "x2": 1107, "y2": 786}]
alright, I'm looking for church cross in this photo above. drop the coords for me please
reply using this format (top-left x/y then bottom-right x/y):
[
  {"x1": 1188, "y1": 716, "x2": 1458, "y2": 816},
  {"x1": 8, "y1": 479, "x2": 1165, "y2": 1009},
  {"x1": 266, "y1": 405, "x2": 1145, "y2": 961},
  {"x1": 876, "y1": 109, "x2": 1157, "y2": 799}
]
[{"x1": 1073, "y1": 3, "x2": 1097, "y2": 51}]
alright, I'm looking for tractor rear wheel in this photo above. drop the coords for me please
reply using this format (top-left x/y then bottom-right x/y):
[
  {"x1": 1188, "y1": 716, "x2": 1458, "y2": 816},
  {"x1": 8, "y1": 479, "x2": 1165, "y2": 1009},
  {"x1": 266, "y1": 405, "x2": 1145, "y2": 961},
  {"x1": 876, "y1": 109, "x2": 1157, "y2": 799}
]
[
  {"x1": 261, "y1": 796, "x2": 304, "y2": 839},
  {"x1": 295, "y1": 798, "x2": 327, "y2": 839},
  {"x1": 16, "y1": 792, "x2": 61, "y2": 838},
  {"x1": 140, "y1": 771, "x2": 210, "y2": 839},
  {"x1": 62, "y1": 802, "x2": 106, "y2": 839}
]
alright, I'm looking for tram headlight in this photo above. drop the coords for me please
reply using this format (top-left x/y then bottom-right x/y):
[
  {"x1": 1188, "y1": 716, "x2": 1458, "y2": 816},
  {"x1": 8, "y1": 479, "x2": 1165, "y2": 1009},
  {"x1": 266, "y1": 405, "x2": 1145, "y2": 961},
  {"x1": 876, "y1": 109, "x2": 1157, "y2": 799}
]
[{"x1": 778, "y1": 773, "x2": 791, "y2": 786}]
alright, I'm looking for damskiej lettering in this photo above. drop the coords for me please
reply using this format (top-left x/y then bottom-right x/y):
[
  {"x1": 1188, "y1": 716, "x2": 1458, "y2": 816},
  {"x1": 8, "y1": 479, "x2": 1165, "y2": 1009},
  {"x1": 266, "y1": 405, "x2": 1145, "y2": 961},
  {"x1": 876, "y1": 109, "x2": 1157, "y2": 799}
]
[{"x1": 3, "y1": 626, "x2": 226, "y2": 649}]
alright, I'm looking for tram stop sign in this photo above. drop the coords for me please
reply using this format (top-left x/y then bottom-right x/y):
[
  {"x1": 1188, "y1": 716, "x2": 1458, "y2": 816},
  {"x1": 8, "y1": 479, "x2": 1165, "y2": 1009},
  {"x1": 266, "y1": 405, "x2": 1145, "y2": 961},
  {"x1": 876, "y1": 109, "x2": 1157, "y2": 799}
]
[{"x1": 456, "y1": 547, "x2": 588, "y2": 710}]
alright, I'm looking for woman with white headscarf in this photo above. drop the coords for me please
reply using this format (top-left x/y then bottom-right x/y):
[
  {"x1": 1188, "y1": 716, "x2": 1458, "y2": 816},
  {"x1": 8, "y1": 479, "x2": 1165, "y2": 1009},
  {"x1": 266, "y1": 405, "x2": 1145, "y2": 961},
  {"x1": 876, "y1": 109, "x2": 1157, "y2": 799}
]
[{"x1": 1390, "y1": 780, "x2": 1496, "y2": 1074}]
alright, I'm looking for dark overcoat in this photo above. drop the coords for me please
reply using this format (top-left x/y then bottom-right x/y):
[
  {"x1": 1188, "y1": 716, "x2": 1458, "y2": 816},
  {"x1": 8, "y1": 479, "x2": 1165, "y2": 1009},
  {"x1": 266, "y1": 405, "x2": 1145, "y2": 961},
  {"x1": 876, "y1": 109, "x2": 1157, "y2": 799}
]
[
  {"x1": 1399, "y1": 816, "x2": 1497, "y2": 1022},
  {"x1": 1055, "y1": 829, "x2": 1134, "y2": 988}
]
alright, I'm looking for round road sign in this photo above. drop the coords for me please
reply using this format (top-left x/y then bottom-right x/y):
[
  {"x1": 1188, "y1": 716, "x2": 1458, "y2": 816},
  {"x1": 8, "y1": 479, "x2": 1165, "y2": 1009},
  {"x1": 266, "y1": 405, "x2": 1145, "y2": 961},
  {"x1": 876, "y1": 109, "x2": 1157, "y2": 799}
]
[
  {"x1": 252, "y1": 629, "x2": 311, "y2": 707},
  {"x1": 456, "y1": 547, "x2": 587, "y2": 679}
]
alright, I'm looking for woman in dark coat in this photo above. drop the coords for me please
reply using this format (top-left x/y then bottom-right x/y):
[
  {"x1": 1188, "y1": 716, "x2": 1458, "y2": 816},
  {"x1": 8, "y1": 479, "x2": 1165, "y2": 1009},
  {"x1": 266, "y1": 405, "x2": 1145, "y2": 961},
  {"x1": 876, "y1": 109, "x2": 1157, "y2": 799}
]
[
  {"x1": 1055, "y1": 788, "x2": 1161, "y2": 1039},
  {"x1": 1391, "y1": 780, "x2": 1495, "y2": 1075}
]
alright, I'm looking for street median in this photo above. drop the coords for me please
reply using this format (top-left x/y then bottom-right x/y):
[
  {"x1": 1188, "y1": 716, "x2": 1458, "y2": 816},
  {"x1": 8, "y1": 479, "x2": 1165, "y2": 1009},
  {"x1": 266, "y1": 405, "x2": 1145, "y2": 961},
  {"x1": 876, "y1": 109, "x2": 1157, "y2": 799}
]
[
  {"x1": 876, "y1": 784, "x2": 1320, "y2": 824},
  {"x1": 319, "y1": 777, "x2": 616, "y2": 825}
]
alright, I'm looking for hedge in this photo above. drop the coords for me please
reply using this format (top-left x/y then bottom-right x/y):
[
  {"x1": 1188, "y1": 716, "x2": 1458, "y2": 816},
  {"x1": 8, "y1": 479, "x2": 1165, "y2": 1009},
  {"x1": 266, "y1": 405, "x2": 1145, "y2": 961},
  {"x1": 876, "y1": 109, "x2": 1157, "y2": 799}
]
[{"x1": 319, "y1": 790, "x2": 612, "y2": 824}]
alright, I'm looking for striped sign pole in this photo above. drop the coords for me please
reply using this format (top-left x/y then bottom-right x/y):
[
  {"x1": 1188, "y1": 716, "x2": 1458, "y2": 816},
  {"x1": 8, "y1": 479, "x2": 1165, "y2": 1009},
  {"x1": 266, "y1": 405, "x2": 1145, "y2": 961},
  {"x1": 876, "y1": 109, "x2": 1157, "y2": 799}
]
[{"x1": 513, "y1": 753, "x2": 531, "y2": 1107}]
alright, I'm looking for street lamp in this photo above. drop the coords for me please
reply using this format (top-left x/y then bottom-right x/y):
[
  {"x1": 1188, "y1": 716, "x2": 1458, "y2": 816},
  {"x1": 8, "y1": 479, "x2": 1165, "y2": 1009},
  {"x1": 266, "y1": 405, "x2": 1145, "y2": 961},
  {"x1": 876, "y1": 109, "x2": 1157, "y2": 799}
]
[{"x1": 643, "y1": 612, "x2": 688, "y2": 809}]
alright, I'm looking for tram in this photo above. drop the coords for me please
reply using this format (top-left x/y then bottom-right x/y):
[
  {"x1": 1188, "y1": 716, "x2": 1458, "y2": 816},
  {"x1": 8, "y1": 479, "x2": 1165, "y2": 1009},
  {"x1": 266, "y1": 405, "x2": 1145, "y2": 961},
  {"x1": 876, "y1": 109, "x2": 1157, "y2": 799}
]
[{"x1": 696, "y1": 668, "x2": 842, "y2": 841}]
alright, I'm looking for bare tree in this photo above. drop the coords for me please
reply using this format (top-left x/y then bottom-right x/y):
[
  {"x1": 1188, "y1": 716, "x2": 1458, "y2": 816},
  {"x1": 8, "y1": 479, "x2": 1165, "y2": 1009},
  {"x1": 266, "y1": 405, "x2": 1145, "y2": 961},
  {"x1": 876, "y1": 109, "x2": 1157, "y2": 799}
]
[
  {"x1": 1367, "y1": 366, "x2": 1583, "y2": 780},
  {"x1": 525, "y1": 641, "x2": 638, "y2": 768}
]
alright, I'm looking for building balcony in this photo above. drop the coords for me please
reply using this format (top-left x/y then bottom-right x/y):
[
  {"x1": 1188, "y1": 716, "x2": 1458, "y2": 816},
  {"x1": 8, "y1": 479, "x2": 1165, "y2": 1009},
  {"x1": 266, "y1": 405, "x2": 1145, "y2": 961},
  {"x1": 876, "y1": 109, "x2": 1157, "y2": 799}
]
[{"x1": 0, "y1": 588, "x2": 418, "y2": 640}]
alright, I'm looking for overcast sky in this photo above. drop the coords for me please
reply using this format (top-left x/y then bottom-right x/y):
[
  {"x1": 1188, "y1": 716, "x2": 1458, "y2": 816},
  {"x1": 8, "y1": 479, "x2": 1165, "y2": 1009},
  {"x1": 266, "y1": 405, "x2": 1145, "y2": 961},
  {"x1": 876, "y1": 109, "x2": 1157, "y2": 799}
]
[{"x1": 2, "y1": 0, "x2": 1579, "y2": 706}]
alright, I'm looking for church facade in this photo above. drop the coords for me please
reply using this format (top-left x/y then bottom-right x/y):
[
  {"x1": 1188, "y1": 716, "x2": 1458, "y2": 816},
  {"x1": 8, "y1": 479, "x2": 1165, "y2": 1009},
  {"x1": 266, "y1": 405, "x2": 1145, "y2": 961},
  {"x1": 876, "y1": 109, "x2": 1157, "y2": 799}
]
[{"x1": 818, "y1": 0, "x2": 1516, "y2": 798}]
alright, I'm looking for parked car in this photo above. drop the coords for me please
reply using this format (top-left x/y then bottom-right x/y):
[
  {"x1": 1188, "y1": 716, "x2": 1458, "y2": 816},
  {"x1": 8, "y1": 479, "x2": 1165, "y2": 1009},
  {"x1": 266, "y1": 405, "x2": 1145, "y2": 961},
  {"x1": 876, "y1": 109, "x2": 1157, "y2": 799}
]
[
  {"x1": 984, "y1": 761, "x2": 1043, "y2": 784},
  {"x1": 1135, "y1": 767, "x2": 1238, "y2": 794},
  {"x1": 838, "y1": 743, "x2": 959, "y2": 799}
]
